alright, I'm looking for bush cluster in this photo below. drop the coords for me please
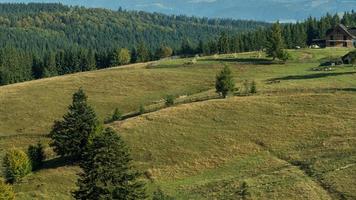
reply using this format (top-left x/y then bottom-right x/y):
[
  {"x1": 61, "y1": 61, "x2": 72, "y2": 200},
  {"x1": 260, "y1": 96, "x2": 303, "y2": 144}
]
[
  {"x1": 0, "y1": 178, "x2": 15, "y2": 200},
  {"x1": 2, "y1": 148, "x2": 32, "y2": 183},
  {"x1": 165, "y1": 95, "x2": 175, "y2": 107}
]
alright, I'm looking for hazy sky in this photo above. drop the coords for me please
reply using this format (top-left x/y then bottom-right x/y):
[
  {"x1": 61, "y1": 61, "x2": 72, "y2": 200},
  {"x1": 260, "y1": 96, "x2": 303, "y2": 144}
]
[{"x1": 1, "y1": 0, "x2": 356, "y2": 21}]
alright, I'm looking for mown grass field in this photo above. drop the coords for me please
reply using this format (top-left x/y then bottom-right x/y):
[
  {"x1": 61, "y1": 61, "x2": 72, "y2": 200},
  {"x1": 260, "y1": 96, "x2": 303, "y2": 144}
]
[{"x1": 0, "y1": 48, "x2": 355, "y2": 199}]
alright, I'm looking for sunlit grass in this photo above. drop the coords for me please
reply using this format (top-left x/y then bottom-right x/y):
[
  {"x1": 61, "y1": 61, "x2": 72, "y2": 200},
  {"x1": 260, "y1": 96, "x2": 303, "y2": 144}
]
[{"x1": 0, "y1": 48, "x2": 355, "y2": 199}]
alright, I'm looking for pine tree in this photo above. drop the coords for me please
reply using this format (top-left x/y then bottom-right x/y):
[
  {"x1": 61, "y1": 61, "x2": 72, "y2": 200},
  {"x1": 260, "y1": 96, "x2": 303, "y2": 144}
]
[
  {"x1": 215, "y1": 65, "x2": 235, "y2": 98},
  {"x1": 218, "y1": 32, "x2": 230, "y2": 54},
  {"x1": 180, "y1": 39, "x2": 194, "y2": 56},
  {"x1": 266, "y1": 22, "x2": 287, "y2": 61},
  {"x1": 73, "y1": 128, "x2": 146, "y2": 200},
  {"x1": 50, "y1": 88, "x2": 98, "y2": 160},
  {"x1": 27, "y1": 142, "x2": 46, "y2": 170},
  {"x1": 43, "y1": 51, "x2": 58, "y2": 77}
]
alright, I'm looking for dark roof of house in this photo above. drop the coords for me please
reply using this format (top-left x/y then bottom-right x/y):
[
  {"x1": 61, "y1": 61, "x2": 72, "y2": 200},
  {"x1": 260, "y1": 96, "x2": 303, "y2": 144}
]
[{"x1": 326, "y1": 24, "x2": 356, "y2": 39}]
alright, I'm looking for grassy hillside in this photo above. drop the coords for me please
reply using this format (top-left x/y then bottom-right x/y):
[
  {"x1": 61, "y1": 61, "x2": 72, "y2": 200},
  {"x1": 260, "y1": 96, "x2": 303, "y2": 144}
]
[
  {"x1": 114, "y1": 93, "x2": 356, "y2": 199},
  {"x1": 0, "y1": 48, "x2": 355, "y2": 199}
]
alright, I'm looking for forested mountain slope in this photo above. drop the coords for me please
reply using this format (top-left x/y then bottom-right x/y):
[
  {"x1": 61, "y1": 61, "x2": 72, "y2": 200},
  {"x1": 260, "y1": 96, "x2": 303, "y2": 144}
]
[{"x1": 0, "y1": 3, "x2": 269, "y2": 53}]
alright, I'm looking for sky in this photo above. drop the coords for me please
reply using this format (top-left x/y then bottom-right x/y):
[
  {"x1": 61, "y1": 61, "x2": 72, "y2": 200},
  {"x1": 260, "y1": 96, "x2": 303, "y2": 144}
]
[{"x1": 1, "y1": 0, "x2": 356, "y2": 22}]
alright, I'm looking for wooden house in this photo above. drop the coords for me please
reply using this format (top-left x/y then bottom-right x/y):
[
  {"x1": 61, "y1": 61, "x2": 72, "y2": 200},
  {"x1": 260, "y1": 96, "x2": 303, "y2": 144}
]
[{"x1": 324, "y1": 24, "x2": 356, "y2": 48}]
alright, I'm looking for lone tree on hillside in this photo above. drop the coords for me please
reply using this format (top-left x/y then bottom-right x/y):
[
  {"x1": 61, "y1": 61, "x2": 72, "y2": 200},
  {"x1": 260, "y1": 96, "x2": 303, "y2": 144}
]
[
  {"x1": 50, "y1": 88, "x2": 99, "y2": 161},
  {"x1": 73, "y1": 128, "x2": 146, "y2": 200},
  {"x1": 266, "y1": 22, "x2": 289, "y2": 61},
  {"x1": 215, "y1": 65, "x2": 235, "y2": 98}
]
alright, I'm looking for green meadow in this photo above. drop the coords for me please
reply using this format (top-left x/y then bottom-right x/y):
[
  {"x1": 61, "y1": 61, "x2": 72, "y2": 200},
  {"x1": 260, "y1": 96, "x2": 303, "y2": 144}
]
[{"x1": 0, "y1": 48, "x2": 355, "y2": 199}]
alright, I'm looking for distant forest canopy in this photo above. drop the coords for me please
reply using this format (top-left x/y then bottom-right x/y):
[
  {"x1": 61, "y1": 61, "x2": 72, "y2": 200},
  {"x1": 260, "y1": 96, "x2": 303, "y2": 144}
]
[
  {"x1": 0, "y1": 3, "x2": 355, "y2": 86},
  {"x1": 0, "y1": 3, "x2": 269, "y2": 53}
]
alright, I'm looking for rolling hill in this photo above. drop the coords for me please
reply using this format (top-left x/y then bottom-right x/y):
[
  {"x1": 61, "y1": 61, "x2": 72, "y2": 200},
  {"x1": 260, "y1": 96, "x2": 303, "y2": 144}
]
[{"x1": 0, "y1": 48, "x2": 355, "y2": 199}]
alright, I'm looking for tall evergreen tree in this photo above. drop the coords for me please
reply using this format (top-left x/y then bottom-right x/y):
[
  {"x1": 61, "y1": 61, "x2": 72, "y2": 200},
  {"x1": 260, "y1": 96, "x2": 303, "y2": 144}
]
[
  {"x1": 266, "y1": 22, "x2": 288, "y2": 61},
  {"x1": 218, "y1": 32, "x2": 230, "y2": 54},
  {"x1": 50, "y1": 88, "x2": 98, "y2": 160},
  {"x1": 43, "y1": 51, "x2": 58, "y2": 77},
  {"x1": 73, "y1": 128, "x2": 146, "y2": 200},
  {"x1": 180, "y1": 39, "x2": 194, "y2": 56}
]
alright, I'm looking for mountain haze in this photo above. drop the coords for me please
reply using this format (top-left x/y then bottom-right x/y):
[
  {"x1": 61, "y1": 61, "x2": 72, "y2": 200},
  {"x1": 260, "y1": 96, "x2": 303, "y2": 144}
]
[{"x1": 1, "y1": 0, "x2": 355, "y2": 21}]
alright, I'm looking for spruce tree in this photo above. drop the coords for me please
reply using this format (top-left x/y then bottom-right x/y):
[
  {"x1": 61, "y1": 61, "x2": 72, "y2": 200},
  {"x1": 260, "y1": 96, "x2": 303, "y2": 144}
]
[
  {"x1": 218, "y1": 32, "x2": 230, "y2": 54},
  {"x1": 266, "y1": 22, "x2": 288, "y2": 61},
  {"x1": 215, "y1": 65, "x2": 235, "y2": 98},
  {"x1": 50, "y1": 88, "x2": 98, "y2": 160},
  {"x1": 73, "y1": 128, "x2": 146, "y2": 200}
]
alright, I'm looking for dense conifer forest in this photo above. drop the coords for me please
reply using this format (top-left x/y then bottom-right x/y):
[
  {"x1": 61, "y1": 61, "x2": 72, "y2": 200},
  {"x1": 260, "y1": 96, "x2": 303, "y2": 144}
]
[{"x1": 0, "y1": 3, "x2": 355, "y2": 86}]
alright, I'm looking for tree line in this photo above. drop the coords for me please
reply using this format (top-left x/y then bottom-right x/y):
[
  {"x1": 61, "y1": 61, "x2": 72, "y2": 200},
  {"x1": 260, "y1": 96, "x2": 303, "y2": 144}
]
[
  {"x1": 195, "y1": 11, "x2": 356, "y2": 56},
  {"x1": 0, "y1": 3, "x2": 269, "y2": 85},
  {"x1": 0, "y1": 43, "x2": 176, "y2": 85}
]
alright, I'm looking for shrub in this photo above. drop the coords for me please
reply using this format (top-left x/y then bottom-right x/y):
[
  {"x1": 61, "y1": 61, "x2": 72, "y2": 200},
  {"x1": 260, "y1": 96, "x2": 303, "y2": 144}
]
[
  {"x1": 153, "y1": 188, "x2": 175, "y2": 200},
  {"x1": 111, "y1": 108, "x2": 122, "y2": 121},
  {"x1": 250, "y1": 81, "x2": 257, "y2": 94},
  {"x1": 164, "y1": 95, "x2": 175, "y2": 107},
  {"x1": 278, "y1": 50, "x2": 290, "y2": 62},
  {"x1": 139, "y1": 104, "x2": 146, "y2": 115},
  {"x1": 3, "y1": 148, "x2": 32, "y2": 183},
  {"x1": 0, "y1": 178, "x2": 15, "y2": 200},
  {"x1": 27, "y1": 142, "x2": 46, "y2": 170}
]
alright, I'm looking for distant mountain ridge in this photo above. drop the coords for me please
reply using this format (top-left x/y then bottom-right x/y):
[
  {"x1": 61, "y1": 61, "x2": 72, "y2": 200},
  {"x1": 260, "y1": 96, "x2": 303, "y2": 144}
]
[{"x1": 0, "y1": 0, "x2": 355, "y2": 21}]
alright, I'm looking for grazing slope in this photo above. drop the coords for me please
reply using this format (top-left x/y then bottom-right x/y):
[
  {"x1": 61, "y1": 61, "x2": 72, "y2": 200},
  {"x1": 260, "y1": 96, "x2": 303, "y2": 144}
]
[{"x1": 0, "y1": 48, "x2": 355, "y2": 199}]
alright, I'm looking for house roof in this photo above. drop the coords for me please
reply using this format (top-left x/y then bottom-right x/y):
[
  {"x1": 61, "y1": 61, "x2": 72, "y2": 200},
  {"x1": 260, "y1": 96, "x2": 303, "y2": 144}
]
[{"x1": 326, "y1": 24, "x2": 356, "y2": 39}]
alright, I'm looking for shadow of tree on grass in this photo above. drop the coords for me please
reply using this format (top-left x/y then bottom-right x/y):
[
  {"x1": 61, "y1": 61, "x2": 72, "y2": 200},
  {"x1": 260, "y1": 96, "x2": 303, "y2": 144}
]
[
  {"x1": 267, "y1": 71, "x2": 356, "y2": 81},
  {"x1": 39, "y1": 156, "x2": 77, "y2": 171},
  {"x1": 203, "y1": 58, "x2": 279, "y2": 65}
]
